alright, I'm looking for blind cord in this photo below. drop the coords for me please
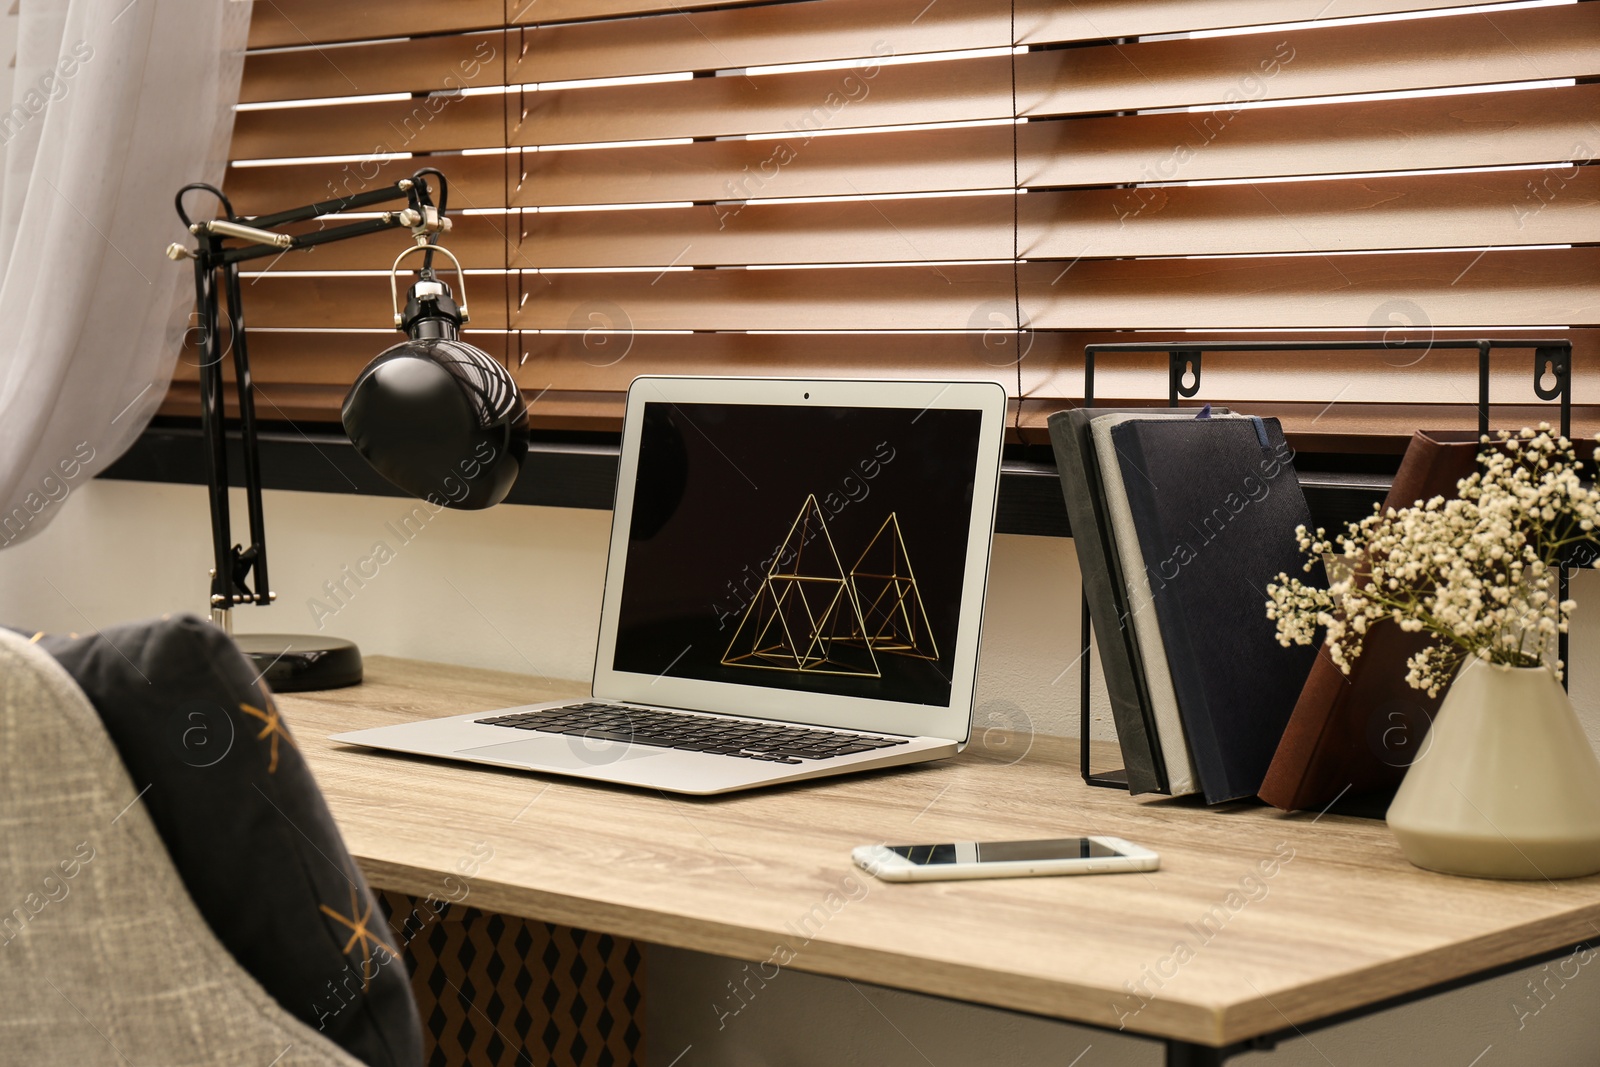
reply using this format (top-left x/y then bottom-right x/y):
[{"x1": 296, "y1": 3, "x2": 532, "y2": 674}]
[
  {"x1": 1009, "y1": 0, "x2": 1022, "y2": 437},
  {"x1": 508, "y1": 22, "x2": 527, "y2": 371},
  {"x1": 503, "y1": 22, "x2": 514, "y2": 368}
]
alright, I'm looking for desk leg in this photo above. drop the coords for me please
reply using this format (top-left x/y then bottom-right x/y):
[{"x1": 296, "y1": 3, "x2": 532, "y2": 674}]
[{"x1": 1166, "y1": 1040, "x2": 1229, "y2": 1067}]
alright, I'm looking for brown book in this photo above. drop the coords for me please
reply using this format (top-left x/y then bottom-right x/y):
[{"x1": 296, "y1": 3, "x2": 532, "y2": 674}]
[{"x1": 1258, "y1": 430, "x2": 1481, "y2": 812}]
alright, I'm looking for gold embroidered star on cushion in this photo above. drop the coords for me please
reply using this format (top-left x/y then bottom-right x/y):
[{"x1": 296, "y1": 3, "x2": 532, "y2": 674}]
[{"x1": 240, "y1": 695, "x2": 297, "y2": 773}]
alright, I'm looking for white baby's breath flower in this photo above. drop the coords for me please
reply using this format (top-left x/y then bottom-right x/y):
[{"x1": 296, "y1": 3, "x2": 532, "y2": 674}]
[{"x1": 1265, "y1": 425, "x2": 1597, "y2": 692}]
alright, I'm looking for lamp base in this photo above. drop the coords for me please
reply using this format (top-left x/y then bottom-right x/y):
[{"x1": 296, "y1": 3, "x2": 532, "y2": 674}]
[{"x1": 234, "y1": 633, "x2": 364, "y2": 692}]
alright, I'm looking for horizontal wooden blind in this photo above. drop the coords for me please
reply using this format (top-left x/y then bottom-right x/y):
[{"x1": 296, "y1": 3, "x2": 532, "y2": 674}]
[{"x1": 171, "y1": 0, "x2": 1600, "y2": 444}]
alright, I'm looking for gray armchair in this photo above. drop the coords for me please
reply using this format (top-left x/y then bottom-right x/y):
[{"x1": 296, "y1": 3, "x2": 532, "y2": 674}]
[{"x1": 0, "y1": 627, "x2": 362, "y2": 1066}]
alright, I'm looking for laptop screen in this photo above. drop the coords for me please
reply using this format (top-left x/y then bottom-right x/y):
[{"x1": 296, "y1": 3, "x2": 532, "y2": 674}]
[{"x1": 610, "y1": 401, "x2": 984, "y2": 708}]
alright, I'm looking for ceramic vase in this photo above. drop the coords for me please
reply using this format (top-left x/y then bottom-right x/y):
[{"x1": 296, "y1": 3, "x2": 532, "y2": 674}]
[{"x1": 1386, "y1": 658, "x2": 1600, "y2": 879}]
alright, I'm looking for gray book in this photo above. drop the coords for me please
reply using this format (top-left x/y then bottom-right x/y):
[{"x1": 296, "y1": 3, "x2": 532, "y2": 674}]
[
  {"x1": 1047, "y1": 407, "x2": 1226, "y2": 795},
  {"x1": 1092, "y1": 413, "x2": 1239, "y2": 799}
]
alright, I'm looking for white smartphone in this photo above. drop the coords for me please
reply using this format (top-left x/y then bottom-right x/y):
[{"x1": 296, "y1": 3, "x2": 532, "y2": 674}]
[{"x1": 852, "y1": 836, "x2": 1159, "y2": 882}]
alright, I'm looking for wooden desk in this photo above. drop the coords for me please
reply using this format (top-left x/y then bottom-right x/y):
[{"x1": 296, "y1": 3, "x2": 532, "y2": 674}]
[{"x1": 279, "y1": 657, "x2": 1600, "y2": 1066}]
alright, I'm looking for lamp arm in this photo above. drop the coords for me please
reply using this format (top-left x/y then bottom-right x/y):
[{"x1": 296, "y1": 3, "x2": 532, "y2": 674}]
[
  {"x1": 171, "y1": 168, "x2": 454, "y2": 629},
  {"x1": 183, "y1": 231, "x2": 274, "y2": 626},
  {"x1": 172, "y1": 174, "x2": 453, "y2": 266},
  {"x1": 189, "y1": 234, "x2": 245, "y2": 627},
  {"x1": 242, "y1": 178, "x2": 429, "y2": 230},
  {"x1": 216, "y1": 212, "x2": 445, "y2": 266},
  {"x1": 221, "y1": 256, "x2": 270, "y2": 619}
]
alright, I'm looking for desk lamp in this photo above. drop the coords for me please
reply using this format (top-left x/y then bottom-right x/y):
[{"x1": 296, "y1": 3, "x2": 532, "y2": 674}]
[{"x1": 167, "y1": 169, "x2": 528, "y2": 690}]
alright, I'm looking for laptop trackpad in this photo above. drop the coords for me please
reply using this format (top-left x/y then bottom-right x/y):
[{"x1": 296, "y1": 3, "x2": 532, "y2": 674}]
[{"x1": 456, "y1": 735, "x2": 666, "y2": 770}]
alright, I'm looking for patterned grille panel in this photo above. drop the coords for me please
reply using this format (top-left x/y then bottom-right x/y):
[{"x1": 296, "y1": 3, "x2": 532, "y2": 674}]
[{"x1": 378, "y1": 891, "x2": 644, "y2": 1067}]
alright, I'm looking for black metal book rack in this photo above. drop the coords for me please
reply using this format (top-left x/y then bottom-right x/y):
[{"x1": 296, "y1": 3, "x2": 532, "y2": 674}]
[{"x1": 1075, "y1": 338, "x2": 1576, "y2": 790}]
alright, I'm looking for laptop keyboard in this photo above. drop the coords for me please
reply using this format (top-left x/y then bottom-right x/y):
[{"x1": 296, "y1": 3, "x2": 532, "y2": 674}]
[{"x1": 475, "y1": 703, "x2": 912, "y2": 764}]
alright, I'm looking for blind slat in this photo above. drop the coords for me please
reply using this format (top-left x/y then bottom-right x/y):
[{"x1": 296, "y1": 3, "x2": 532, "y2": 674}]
[
  {"x1": 225, "y1": 84, "x2": 1600, "y2": 213},
  {"x1": 245, "y1": 0, "x2": 1531, "y2": 51},
  {"x1": 248, "y1": 0, "x2": 501, "y2": 49},
  {"x1": 246, "y1": 0, "x2": 776, "y2": 48},
  {"x1": 1031, "y1": 84, "x2": 1600, "y2": 189},
  {"x1": 521, "y1": 331, "x2": 1598, "y2": 404},
  {"x1": 263, "y1": 169, "x2": 1598, "y2": 271},
  {"x1": 242, "y1": 32, "x2": 505, "y2": 105},
  {"x1": 1026, "y1": 4, "x2": 1595, "y2": 117},
  {"x1": 232, "y1": 248, "x2": 1599, "y2": 331}
]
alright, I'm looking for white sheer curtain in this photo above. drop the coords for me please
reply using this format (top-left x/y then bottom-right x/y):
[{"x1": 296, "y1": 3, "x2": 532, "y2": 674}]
[{"x1": 0, "y1": 0, "x2": 249, "y2": 549}]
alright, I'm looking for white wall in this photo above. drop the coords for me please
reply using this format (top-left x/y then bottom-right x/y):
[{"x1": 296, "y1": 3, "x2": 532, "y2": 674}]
[{"x1": 2, "y1": 478, "x2": 1598, "y2": 1066}]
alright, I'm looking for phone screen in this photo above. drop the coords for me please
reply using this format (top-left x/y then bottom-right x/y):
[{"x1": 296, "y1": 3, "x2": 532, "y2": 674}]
[{"x1": 887, "y1": 838, "x2": 1123, "y2": 865}]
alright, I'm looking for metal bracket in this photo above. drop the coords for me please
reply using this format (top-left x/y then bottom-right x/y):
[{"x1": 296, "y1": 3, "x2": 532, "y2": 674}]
[
  {"x1": 390, "y1": 242, "x2": 470, "y2": 325},
  {"x1": 1168, "y1": 351, "x2": 1202, "y2": 405},
  {"x1": 1534, "y1": 344, "x2": 1571, "y2": 405}
]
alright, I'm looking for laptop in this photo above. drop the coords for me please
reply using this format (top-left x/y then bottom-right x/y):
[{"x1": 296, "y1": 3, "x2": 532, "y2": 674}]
[{"x1": 331, "y1": 376, "x2": 1007, "y2": 795}]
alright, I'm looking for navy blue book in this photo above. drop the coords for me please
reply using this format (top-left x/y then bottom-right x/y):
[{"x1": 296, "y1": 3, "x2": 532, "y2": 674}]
[{"x1": 1108, "y1": 416, "x2": 1319, "y2": 804}]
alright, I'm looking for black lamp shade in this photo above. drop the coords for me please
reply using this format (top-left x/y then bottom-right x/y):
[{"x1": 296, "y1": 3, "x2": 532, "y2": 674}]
[{"x1": 341, "y1": 336, "x2": 528, "y2": 510}]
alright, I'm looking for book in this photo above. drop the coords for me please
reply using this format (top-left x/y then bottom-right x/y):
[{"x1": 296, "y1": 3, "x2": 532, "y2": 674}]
[
  {"x1": 1092, "y1": 414, "x2": 1228, "y2": 798},
  {"x1": 1109, "y1": 416, "x2": 1319, "y2": 803},
  {"x1": 1048, "y1": 407, "x2": 1227, "y2": 795},
  {"x1": 1258, "y1": 430, "x2": 1482, "y2": 812}
]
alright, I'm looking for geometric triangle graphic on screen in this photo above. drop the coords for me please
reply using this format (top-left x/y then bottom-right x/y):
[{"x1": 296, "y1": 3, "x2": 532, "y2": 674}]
[
  {"x1": 844, "y1": 513, "x2": 940, "y2": 662},
  {"x1": 720, "y1": 494, "x2": 881, "y2": 677}
]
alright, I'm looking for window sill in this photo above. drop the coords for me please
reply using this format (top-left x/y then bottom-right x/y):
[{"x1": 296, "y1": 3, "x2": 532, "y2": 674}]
[{"x1": 100, "y1": 425, "x2": 1389, "y2": 538}]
